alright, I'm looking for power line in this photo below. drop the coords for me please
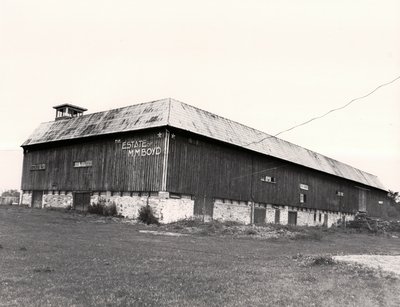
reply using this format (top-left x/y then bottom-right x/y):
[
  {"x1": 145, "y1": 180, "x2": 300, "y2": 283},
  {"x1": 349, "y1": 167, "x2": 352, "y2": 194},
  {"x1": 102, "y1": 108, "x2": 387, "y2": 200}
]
[
  {"x1": 244, "y1": 74, "x2": 400, "y2": 147},
  {"x1": 2, "y1": 76, "x2": 399, "y2": 156}
]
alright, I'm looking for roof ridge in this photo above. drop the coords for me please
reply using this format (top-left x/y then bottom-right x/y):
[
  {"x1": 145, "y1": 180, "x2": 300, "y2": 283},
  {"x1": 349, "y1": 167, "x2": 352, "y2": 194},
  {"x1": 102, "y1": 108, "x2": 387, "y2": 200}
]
[{"x1": 169, "y1": 98, "x2": 272, "y2": 137}]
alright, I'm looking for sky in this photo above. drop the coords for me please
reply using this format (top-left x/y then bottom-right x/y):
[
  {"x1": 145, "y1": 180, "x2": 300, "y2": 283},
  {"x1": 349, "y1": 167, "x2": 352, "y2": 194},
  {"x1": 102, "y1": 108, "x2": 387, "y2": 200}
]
[{"x1": 0, "y1": 0, "x2": 399, "y2": 193}]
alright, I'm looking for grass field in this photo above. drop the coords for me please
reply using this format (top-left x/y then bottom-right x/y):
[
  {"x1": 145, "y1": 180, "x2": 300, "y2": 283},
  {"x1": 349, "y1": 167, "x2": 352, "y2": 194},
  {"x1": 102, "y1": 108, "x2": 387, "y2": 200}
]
[{"x1": 0, "y1": 205, "x2": 399, "y2": 306}]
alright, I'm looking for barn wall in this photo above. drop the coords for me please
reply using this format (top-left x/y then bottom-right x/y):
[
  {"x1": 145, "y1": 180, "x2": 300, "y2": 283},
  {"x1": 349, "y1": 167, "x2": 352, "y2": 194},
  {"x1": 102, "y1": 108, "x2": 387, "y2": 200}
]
[
  {"x1": 366, "y1": 189, "x2": 400, "y2": 219},
  {"x1": 21, "y1": 129, "x2": 167, "y2": 192},
  {"x1": 166, "y1": 130, "x2": 387, "y2": 215},
  {"x1": 21, "y1": 126, "x2": 390, "y2": 220}
]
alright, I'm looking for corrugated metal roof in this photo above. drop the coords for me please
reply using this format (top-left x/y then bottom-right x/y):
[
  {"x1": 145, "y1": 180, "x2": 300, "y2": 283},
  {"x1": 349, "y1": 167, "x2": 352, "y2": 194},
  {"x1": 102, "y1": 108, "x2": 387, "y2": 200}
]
[
  {"x1": 168, "y1": 100, "x2": 385, "y2": 190},
  {"x1": 22, "y1": 98, "x2": 386, "y2": 190}
]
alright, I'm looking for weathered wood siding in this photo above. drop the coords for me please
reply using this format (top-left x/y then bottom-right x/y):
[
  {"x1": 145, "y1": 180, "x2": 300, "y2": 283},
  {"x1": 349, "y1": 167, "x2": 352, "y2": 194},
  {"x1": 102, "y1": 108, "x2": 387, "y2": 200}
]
[
  {"x1": 167, "y1": 130, "x2": 387, "y2": 214},
  {"x1": 22, "y1": 129, "x2": 166, "y2": 192},
  {"x1": 365, "y1": 189, "x2": 398, "y2": 218}
]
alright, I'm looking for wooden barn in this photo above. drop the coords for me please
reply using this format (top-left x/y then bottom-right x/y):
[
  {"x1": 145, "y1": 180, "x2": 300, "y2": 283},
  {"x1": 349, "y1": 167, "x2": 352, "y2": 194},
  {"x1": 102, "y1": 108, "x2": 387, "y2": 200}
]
[{"x1": 20, "y1": 98, "x2": 390, "y2": 226}]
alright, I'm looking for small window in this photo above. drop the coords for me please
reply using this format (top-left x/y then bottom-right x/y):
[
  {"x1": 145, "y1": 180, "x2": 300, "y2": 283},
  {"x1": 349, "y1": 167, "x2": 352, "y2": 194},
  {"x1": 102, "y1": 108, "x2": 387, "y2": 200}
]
[
  {"x1": 336, "y1": 191, "x2": 344, "y2": 197},
  {"x1": 170, "y1": 193, "x2": 181, "y2": 199},
  {"x1": 73, "y1": 160, "x2": 93, "y2": 168},
  {"x1": 31, "y1": 163, "x2": 46, "y2": 171},
  {"x1": 314, "y1": 212, "x2": 317, "y2": 222},
  {"x1": 299, "y1": 183, "x2": 309, "y2": 190},
  {"x1": 319, "y1": 213, "x2": 322, "y2": 222},
  {"x1": 300, "y1": 193, "x2": 307, "y2": 203},
  {"x1": 261, "y1": 176, "x2": 276, "y2": 183}
]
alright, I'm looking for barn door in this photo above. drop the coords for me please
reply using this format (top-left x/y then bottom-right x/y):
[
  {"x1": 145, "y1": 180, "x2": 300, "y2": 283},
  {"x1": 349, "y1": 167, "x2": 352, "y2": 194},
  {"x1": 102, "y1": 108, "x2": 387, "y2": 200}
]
[
  {"x1": 275, "y1": 209, "x2": 280, "y2": 224},
  {"x1": 194, "y1": 196, "x2": 214, "y2": 221},
  {"x1": 288, "y1": 211, "x2": 297, "y2": 226},
  {"x1": 323, "y1": 213, "x2": 328, "y2": 227},
  {"x1": 358, "y1": 190, "x2": 367, "y2": 212},
  {"x1": 73, "y1": 192, "x2": 91, "y2": 211},
  {"x1": 32, "y1": 191, "x2": 43, "y2": 208},
  {"x1": 254, "y1": 207, "x2": 266, "y2": 225}
]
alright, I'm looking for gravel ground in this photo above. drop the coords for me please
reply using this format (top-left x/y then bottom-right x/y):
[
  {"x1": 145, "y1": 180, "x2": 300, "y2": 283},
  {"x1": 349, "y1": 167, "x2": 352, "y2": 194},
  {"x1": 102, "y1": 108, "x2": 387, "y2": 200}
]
[{"x1": 333, "y1": 255, "x2": 400, "y2": 275}]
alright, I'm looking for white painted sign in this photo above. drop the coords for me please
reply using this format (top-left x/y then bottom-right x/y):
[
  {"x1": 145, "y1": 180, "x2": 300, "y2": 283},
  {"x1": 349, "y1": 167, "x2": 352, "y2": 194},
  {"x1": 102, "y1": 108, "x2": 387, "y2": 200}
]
[{"x1": 120, "y1": 139, "x2": 162, "y2": 157}]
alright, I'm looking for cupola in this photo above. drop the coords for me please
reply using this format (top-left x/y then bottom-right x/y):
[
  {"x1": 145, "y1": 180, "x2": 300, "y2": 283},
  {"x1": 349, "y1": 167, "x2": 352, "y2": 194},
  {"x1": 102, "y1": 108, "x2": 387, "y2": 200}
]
[{"x1": 53, "y1": 103, "x2": 87, "y2": 120}]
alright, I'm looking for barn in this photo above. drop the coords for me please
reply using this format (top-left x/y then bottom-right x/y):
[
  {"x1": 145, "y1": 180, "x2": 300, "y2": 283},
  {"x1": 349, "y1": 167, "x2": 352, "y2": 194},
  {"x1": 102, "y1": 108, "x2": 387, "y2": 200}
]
[{"x1": 20, "y1": 98, "x2": 390, "y2": 226}]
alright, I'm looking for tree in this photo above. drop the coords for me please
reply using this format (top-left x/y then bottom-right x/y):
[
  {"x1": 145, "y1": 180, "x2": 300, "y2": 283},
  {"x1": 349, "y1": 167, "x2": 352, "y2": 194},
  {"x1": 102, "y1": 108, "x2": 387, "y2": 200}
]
[
  {"x1": 1, "y1": 189, "x2": 20, "y2": 198},
  {"x1": 388, "y1": 190, "x2": 400, "y2": 204}
]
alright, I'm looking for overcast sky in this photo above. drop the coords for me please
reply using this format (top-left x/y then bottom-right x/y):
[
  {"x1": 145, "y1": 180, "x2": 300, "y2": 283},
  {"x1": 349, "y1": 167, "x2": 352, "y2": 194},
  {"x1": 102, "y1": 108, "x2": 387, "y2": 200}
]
[{"x1": 0, "y1": 0, "x2": 399, "y2": 193}]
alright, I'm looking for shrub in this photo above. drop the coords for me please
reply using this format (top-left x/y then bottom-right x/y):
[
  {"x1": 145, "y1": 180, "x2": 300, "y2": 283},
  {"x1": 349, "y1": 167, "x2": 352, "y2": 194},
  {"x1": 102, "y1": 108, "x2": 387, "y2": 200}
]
[
  {"x1": 138, "y1": 205, "x2": 159, "y2": 225},
  {"x1": 88, "y1": 202, "x2": 104, "y2": 215},
  {"x1": 103, "y1": 202, "x2": 117, "y2": 216},
  {"x1": 1, "y1": 189, "x2": 20, "y2": 198},
  {"x1": 88, "y1": 199, "x2": 117, "y2": 217}
]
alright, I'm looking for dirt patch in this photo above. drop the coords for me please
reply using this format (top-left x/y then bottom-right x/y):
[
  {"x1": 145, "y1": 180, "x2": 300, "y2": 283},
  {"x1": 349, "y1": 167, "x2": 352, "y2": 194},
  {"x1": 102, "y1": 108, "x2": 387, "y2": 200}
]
[{"x1": 334, "y1": 255, "x2": 400, "y2": 275}]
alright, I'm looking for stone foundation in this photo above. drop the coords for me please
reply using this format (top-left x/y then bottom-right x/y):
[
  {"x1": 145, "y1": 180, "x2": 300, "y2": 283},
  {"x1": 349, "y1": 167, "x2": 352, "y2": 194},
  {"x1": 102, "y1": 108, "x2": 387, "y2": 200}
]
[
  {"x1": 43, "y1": 191, "x2": 73, "y2": 208},
  {"x1": 104, "y1": 192, "x2": 146, "y2": 219},
  {"x1": 278, "y1": 206, "x2": 289, "y2": 225},
  {"x1": 150, "y1": 193, "x2": 194, "y2": 224},
  {"x1": 213, "y1": 199, "x2": 251, "y2": 224},
  {"x1": 21, "y1": 190, "x2": 194, "y2": 224},
  {"x1": 88, "y1": 192, "x2": 194, "y2": 223},
  {"x1": 106, "y1": 192, "x2": 195, "y2": 223},
  {"x1": 20, "y1": 191, "x2": 32, "y2": 206},
  {"x1": 19, "y1": 190, "x2": 355, "y2": 227},
  {"x1": 211, "y1": 198, "x2": 355, "y2": 228}
]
